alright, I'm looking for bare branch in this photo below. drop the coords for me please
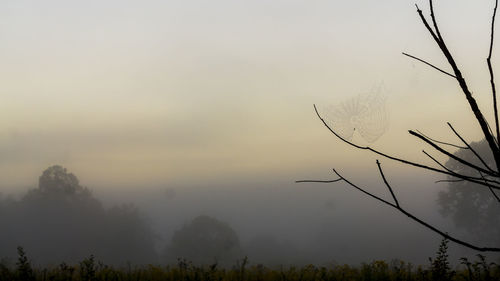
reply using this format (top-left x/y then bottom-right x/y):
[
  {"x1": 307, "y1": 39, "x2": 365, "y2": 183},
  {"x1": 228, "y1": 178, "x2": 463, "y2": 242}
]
[
  {"x1": 295, "y1": 179, "x2": 342, "y2": 184},
  {"x1": 333, "y1": 164, "x2": 500, "y2": 252},
  {"x1": 422, "y1": 150, "x2": 453, "y2": 173},
  {"x1": 489, "y1": 186, "x2": 500, "y2": 203},
  {"x1": 303, "y1": 2, "x2": 500, "y2": 253},
  {"x1": 422, "y1": 150, "x2": 500, "y2": 187},
  {"x1": 435, "y1": 179, "x2": 465, "y2": 184},
  {"x1": 409, "y1": 130, "x2": 498, "y2": 177},
  {"x1": 429, "y1": 0, "x2": 444, "y2": 43},
  {"x1": 332, "y1": 168, "x2": 396, "y2": 208},
  {"x1": 416, "y1": 4, "x2": 441, "y2": 46},
  {"x1": 415, "y1": 129, "x2": 467, "y2": 149},
  {"x1": 402, "y1": 52, "x2": 456, "y2": 78},
  {"x1": 447, "y1": 122, "x2": 496, "y2": 172},
  {"x1": 376, "y1": 160, "x2": 399, "y2": 207},
  {"x1": 488, "y1": 0, "x2": 500, "y2": 145},
  {"x1": 416, "y1": 1, "x2": 500, "y2": 170},
  {"x1": 313, "y1": 104, "x2": 500, "y2": 189},
  {"x1": 478, "y1": 171, "x2": 500, "y2": 203}
]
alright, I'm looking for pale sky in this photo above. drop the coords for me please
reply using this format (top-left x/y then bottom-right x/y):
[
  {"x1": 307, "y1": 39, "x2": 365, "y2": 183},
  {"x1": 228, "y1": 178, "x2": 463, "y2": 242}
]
[{"x1": 0, "y1": 0, "x2": 498, "y2": 189}]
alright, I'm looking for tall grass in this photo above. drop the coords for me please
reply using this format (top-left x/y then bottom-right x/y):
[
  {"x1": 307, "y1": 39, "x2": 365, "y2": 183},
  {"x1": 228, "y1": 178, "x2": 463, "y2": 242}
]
[{"x1": 1, "y1": 242, "x2": 499, "y2": 281}]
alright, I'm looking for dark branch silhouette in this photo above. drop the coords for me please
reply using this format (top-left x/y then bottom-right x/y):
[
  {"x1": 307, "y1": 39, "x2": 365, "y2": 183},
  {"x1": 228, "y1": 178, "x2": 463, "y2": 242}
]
[
  {"x1": 488, "y1": 0, "x2": 500, "y2": 145},
  {"x1": 402, "y1": 52, "x2": 456, "y2": 78},
  {"x1": 417, "y1": 1, "x2": 500, "y2": 170},
  {"x1": 312, "y1": 104, "x2": 500, "y2": 189},
  {"x1": 300, "y1": 0, "x2": 500, "y2": 252},
  {"x1": 447, "y1": 122, "x2": 496, "y2": 172},
  {"x1": 295, "y1": 179, "x2": 342, "y2": 184},
  {"x1": 298, "y1": 163, "x2": 500, "y2": 251},
  {"x1": 435, "y1": 179, "x2": 465, "y2": 184},
  {"x1": 415, "y1": 129, "x2": 468, "y2": 150}
]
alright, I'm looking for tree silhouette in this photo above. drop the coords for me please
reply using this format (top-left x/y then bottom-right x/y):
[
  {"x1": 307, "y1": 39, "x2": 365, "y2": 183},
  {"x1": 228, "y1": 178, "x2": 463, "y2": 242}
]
[
  {"x1": 166, "y1": 215, "x2": 242, "y2": 264},
  {"x1": 0, "y1": 165, "x2": 158, "y2": 264},
  {"x1": 299, "y1": 0, "x2": 500, "y2": 252},
  {"x1": 438, "y1": 139, "x2": 500, "y2": 244}
]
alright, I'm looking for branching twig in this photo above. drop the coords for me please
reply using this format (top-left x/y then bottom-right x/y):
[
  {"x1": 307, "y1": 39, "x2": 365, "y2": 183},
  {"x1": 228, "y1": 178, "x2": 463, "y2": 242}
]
[
  {"x1": 415, "y1": 129, "x2": 467, "y2": 149},
  {"x1": 313, "y1": 104, "x2": 500, "y2": 189},
  {"x1": 332, "y1": 162, "x2": 500, "y2": 252},
  {"x1": 422, "y1": 150, "x2": 500, "y2": 187},
  {"x1": 417, "y1": 1, "x2": 500, "y2": 170},
  {"x1": 302, "y1": 1, "x2": 500, "y2": 253},
  {"x1": 409, "y1": 130, "x2": 498, "y2": 177},
  {"x1": 447, "y1": 122, "x2": 496, "y2": 172}
]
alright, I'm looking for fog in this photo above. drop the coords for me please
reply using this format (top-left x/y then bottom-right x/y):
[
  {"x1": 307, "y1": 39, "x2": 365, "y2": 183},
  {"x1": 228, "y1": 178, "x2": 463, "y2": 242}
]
[
  {"x1": 2, "y1": 0, "x2": 500, "y2": 269},
  {"x1": 0, "y1": 164, "x2": 496, "y2": 267}
]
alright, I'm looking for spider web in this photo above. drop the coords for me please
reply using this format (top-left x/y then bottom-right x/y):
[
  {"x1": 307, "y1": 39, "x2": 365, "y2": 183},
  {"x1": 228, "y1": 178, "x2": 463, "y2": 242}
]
[{"x1": 320, "y1": 85, "x2": 389, "y2": 143}]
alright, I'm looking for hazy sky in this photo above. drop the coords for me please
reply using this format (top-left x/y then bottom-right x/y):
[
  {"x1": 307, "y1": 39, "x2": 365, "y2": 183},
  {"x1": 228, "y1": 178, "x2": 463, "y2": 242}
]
[{"x1": 1, "y1": 0, "x2": 498, "y2": 189}]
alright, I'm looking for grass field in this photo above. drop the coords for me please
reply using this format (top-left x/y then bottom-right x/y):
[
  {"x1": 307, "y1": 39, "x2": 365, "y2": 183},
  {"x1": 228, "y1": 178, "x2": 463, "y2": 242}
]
[{"x1": 1, "y1": 241, "x2": 499, "y2": 281}]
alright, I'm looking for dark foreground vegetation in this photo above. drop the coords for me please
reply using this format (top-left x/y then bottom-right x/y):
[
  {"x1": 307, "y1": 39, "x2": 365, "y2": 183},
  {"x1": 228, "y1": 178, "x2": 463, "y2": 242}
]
[{"x1": 2, "y1": 240, "x2": 500, "y2": 281}]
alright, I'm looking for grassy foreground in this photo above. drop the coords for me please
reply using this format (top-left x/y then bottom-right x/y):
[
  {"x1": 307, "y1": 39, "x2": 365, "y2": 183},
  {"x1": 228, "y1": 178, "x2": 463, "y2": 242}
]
[{"x1": 1, "y1": 241, "x2": 499, "y2": 281}]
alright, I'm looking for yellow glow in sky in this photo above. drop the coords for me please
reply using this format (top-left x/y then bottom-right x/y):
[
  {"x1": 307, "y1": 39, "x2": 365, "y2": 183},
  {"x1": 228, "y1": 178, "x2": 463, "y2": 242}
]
[{"x1": 0, "y1": 0, "x2": 498, "y2": 189}]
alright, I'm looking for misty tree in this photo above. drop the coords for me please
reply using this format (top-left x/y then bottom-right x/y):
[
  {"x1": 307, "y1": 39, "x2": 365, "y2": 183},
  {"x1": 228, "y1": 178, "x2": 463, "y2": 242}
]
[
  {"x1": 0, "y1": 165, "x2": 157, "y2": 265},
  {"x1": 23, "y1": 165, "x2": 102, "y2": 212},
  {"x1": 299, "y1": 0, "x2": 500, "y2": 252},
  {"x1": 438, "y1": 139, "x2": 500, "y2": 244},
  {"x1": 166, "y1": 215, "x2": 242, "y2": 264},
  {"x1": 38, "y1": 165, "x2": 87, "y2": 195}
]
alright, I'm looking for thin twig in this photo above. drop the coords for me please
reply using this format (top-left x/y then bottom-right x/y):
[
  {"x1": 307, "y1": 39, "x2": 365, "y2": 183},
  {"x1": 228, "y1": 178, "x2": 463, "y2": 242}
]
[
  {"x1": 422, "y1": 150, "x2": 500, "y2": 186},
  {"x1": 376, "y1": 160, "x2": 399, "y2": 207},
  {"x1": 488, "y1": 0, "x2": 500, "y2": 145},
  {"x1": 422, "y1": 150, "x2": 453, "y2": 173},
  {"x1": 332, "y1": 168, "x2": 395, "y2": 208},
  {"x1": 295, "y1": 179, "x2": 342, "y2": 184},
  {"x1": 429, "y1": 0, "x2": 444, "y2": 43},
  {"x1": 479, "y1": 171, "x2": 500, "y2": 203},
  {"x1": 402, "y1": 52, "x2": 456, "y2": 78},
  {"x1": 332, "y1": 166, "x2": 500, "y2": 252},
  {"x1": 415, "y1": 129, "x2": 467, "y2": 149},
  {"x1": 435, "y1": 179, "x2": 465, "y2": 184},
  {"x1": 313, "y1": 104, "x2": 500, "y2": 189},
  {"x1": 417, "y1": 1, "x2": 500, "y2": 170},
  {"x1": 409, "y1": 130, "x2": 497, "y2": 177},
  {"x1": 447, "y1": 122, "x2": 496, "y2": 172},
  {"x1": 489, "y1": 186, "x2": 500, "y2": 203}
]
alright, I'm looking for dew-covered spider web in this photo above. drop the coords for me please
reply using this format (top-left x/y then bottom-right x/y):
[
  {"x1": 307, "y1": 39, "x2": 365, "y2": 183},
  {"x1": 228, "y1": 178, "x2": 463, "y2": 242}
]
[{"x1": 319, "y1": 84, "x2": 389, "y2": 143}]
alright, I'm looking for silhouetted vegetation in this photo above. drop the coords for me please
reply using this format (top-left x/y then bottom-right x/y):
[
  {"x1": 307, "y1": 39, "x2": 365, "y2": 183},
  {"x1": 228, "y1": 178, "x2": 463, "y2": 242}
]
[
  {"x1": 0, "y1": 166, "x2": 157, "y2": 265},
  {"x1": 0, "y1": 242, "x2": 499, "y2": 281},
  {"x1": 301, "y1": 0, "x2": 500, "y2": 252}
]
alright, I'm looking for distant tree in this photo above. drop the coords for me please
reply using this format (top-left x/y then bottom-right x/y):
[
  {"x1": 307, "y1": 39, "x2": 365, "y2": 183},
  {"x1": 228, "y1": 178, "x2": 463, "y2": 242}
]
[
  {"x1": 167, "y1": 215, "x2": 242, "y2": 264},
  {"x1": 438, "y1": 139, "x2": 500, "y2": 244},
  {"x1": 24, "y1": 165, "x2": 101, "y2": 208},
  {"x1": 0, "y1": 165, "x2": 158, "y2": 265},
  {"x1": 39, "y1": 165, "x2": 84, "y2": 194},
  {"x1": 299, "y1": 0, "x2": 500, "y2": 252}
]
